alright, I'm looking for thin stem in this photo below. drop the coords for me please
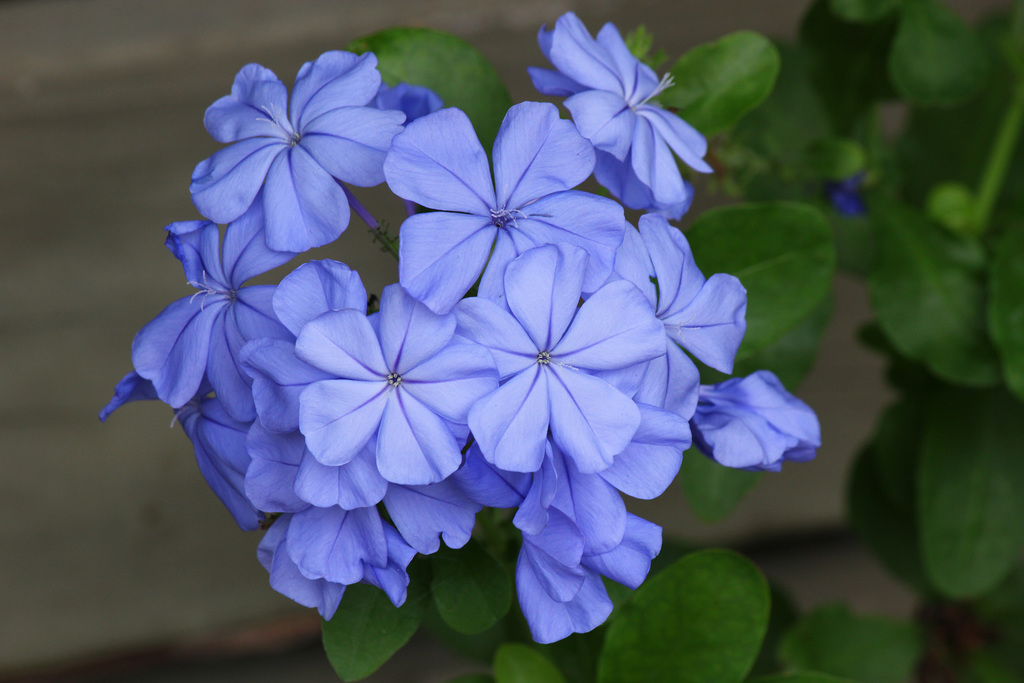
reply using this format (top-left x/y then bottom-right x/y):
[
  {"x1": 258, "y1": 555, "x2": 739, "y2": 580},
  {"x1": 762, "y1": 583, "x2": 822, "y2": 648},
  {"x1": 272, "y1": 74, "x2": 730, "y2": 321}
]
[
  {"x1": 973, "y1": 75, "x2": 1024, "y2": 235},
  {"x1": 340, "y1": 181, "x2": 400, "y2": 260}
]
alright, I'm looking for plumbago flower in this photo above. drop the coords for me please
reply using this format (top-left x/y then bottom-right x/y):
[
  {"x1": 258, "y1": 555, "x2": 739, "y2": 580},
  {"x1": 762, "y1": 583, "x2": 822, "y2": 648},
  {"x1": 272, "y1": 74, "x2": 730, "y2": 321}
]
[
  {"x1": 190, "y1": 51, "x2": 405, "y2": 252},
  {"x1": 529, "y1": 12, "x2": 712, "y2": 219},
  {"x1": 383, "y1": 101, "x2": 626, "y2": 313}
]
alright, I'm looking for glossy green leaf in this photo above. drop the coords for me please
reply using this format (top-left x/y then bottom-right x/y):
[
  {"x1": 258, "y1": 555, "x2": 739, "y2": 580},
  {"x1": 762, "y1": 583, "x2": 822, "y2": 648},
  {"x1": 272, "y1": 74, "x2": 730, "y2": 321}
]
[
  {"x1": 778, "y1": 604, "x2": 924, "y2": 683},
  {"x1": 347, "y1": 28, "x2": 512, "y2": 150},
  {"x1": 494, "y1": 643, "x2": 566, "y2": 683},
  {"x1": 828, "y1": 0, "x2": 902, "y2": 23},
  {"x1": 431, "y1": 540, "x2": 512, "y2": 635},
  {"x1": 322, "y1": 578, "x2": 428, "y2": 681},
  {"x1": 686, "y1": 202, "x2": 835, "y2": 356},
  {"x1": 750, "y1": 674, "x2": 858, "y2": 683},
  {"x1": 598, "y1": 549, "x2": 770, "y2": 683},
  {"x1": 889, "y1": 0, "x2": 990, "y2": 106},
  {"x1": 989, "y1": 226, "x2": 1024, "y2": 401},
  {"x1": 749, "y1": 584, "x2": 800, "y2": 677},
  {"x1": 680, "y1": 450, "x2": 762, "y2": 523},
  {"x1": 867, "y1": 198, "x2": 1000, "y2": 386},
  {"x1": 661, "y1": 31, "x2": 780, "y2": 135},
  {"x1": 919, "y1": 386, "x2": 1024, "y2": 598}
]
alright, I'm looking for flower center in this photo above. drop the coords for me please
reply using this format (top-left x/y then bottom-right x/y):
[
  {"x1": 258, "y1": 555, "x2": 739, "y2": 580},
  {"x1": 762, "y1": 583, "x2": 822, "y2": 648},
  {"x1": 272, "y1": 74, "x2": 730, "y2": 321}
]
[
  {"x1": 537, "y1": 351, "x2": 552, "y2": 365},
  {"x1": 490, "y1": 207, "x2": 522, "y2": 230},
  {"x1": 386, "y1": 372, "x2": 403, "y2": 387},
  {"x1": 632, "y1": 72, "x2": 676, "y2": 109},
  {"x1": 288, "y1": 132, "x2": 302, "y2": 147}
]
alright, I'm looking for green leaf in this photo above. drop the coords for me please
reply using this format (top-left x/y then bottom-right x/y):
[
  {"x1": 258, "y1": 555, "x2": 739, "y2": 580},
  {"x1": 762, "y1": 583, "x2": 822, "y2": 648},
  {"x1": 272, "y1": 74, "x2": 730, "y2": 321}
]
[
  {"x1": 975, "y1": 566, "x2": 1024, "y2": 676},
  {"x1": 800, "y1": 0, "x2": 898, "y2": 133},
  {"x1": 322, "y1": 578, "x2": 428, "y2": 681},
  {"x1": 799, "y1": 138, "x2": 867, "y2": 180},
  {"x1": 661, "y1": 31, "x2": 780, "y2": 135},
  {"x1": 889, "y1": 0, "x2": 991, "y2": 107},
  {"x1": 867, "y1": 198, "x2": 1000, "y2": 387},
  {"x1": 686, "y1": 201, "x2": 836, "y2": 356},
  {"x1": 778, "y1": 604, "x2": 924, "y2": 683},
  {"x1": 494, "y1": 643, "x2": 566, "y2": 683},
  {"x1": 918, "y1": 386, "x2": 1024, "y2": 598},
  {"x1": 828, "y1": 0, "x2": 902, "y2": 23},
  {"x1": 750, "y1": 674, "x2": 858, "y2": 683},
  {"x1": 431, "y1": 540, "x2": 512, "y2": 634},
  {"x1": 598, "y1": 549, "x2": 770, "y2": 683},
  {"x1": 749, "y1": 584, "x2": 800, "y2": 677},
  {"x1": 989, "y1": 225, "x2": 1024, "y2": 401},
  {"x1": 680, "y1": 450, "x2": 763, "y2": 523},
  {"x1": 347, "y1": 28, "x2": 512, "y2": 150},
  {"x1": 926, "y1": 181, "x2": 977, "y2": 235}
]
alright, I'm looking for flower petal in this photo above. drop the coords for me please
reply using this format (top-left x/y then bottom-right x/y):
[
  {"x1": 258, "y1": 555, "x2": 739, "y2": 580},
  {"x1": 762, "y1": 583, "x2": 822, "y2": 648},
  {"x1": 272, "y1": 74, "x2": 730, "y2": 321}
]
[
  {"x1": 299, "y1": 378, "x2": 387, "y2": 466},
  {"x1": 376, "y1": 392, "x2": 462, "y2": 485},
  {"x1": 631, "y1": 116, "x2": 689, "y2": 212},
  {"x1": 299, "y1": 106, "x2": 405, "y2": 186},
  {"x1": 290, "y1": 51, "x2": 381, "y2": 130},
  {"x1": 272, "y1": 260, "x2": 367, "y2": 337},
  {"x1": 564, "y1": 90, "x2": 634, "y2": 160},
  {"x1": 190, "y1": 137, "x2": 285, "y2": 224},
  {"x1": 377, "y1": 284, "x2": 456, "y2": 375},
  {"x1": 454, "y1": 297, "x2": 536, "y2": 379},
  {"x1": 222, "y1": 200, "x2": 296, "y2": 286},
  {"x1": 401, "y1": 342, "x2": 498, "y2": 423},
  {"x1": 664, "y1": 273, "x2": 747, "y2": 374},
  {"x1": 583, "y1": 513, "x2": 661, "y2": 589},
  {"x1": 294, "y1": 309, "x2": 387, "y2": 380},
  {"x1": 598, "y1": 403, "x2": 689, "y2": 499},
  {"x1": 383, "y1": 480, "x2": 481, "y2": 554},
  {"x1": 287, "y1": 505, "x2": 387, "y2": 584},
  {"x1": 545, "y1": 12, "x2": 626, "y2": 95},
  {"x1": 205, "y1": 64, "x2": 291, "y2": 143},
  {"x1": 639, "y1": 105, "x2": 712, "y2": 173},
  {"x1": 245, "y1": 421, "x2": 308, "y2": 513},
  {"x1": 453, "y1": 444, "x2": 531, "y2": 508},
  {"x1": 294, "y1": 445, "x2": 387, "y2": 509},
  {"x1": 505, "y1": 244, "x2": 588, "y2": 352},
  {"x1": 240, "y1": 338, "x2": 329, "y2": 434},
  {"x1": 468, "y1": 365, "x2": 550, "y2": 473},
  {"x1": 263, "y1": 146, "x2": 351, "y2": 252}
]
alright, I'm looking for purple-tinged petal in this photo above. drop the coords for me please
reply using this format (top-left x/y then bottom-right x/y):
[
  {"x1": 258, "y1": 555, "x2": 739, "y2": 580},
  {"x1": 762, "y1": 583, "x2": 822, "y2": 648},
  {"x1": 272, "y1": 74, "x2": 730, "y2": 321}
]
[
  {"x1": 517, "y1": 566, "x2": 612, "y2": 644},
  {"x1": 131, "y1": 297, "x2": 223, "y2": 409},
  {"x1": 397, "y1": 211, "x2": 496, "y2": 315},
  {"x1": 610, "y1": 224, "x2": 657, "y2": 306},
  {"x1": 295, "y1": 446, "x2": 387, "y2": 510},
  {"x1": 527, "y1": 66, "x2": 585, "y2": 97},
  {"x1": 545, "y1": 12, "x2": 626, "y2": 95},
  {"x1": 518, "y1": 509, "x2": 586, "y2": 601},
  {"x1": 564, "y1": 90, "x2": 634, "y2": 160},
  {"x1": 287, "y1": 505, "x2": 387, "y2": 584},
  {"x1": 454, "y1": 298, "x2": 537, "y2": 378},
  {"x1": 384, "y1": 107, "x2": 496, "y2": 214},
  {"x1": 240, "y1": 338, "x2": 329, "y2": 434},
  {"x1": 300, "y1": 378, "x2": 387, "y2": 466},
  {"x1": 638, "y1": 213, "x2": 705, "y2": 318},
  {"x1": 290, "y1": 51, "x2": 381, "y2": 130},
  {"x1": 204, "y1": 64, "x2": 292, "y2": 143},
  {"x1": 475, "y1": 230, "x2": 520, "y2": 303},
  {"x1": 207, "y1": 310, "x2": 257, "y2": 423},
  {"x1": 294, "y1": 309, "x2": 387, "y2": 380},
  {"x1": 401, "y1": 342, "x2": 498, "y2": 423},
  {"x1": 664, "y1": 273, "x2": 747, "y2": 374},
  {"x1": 595, "y1": 23, "x2": 659, "y2": 101},
  {"x1": 374, "y1": 82, "x2": 443, "y2": 123},
  {"x1": 453, "y1": 444, "x2": 530, "y2": 508},
  {"x1": 505, "y1": 244, "x2": 588, "y2": 352},
  {"x1": 583, "y1": 513, "x2": 661, "y2": 589},
  {"x1": 377, "y1": 284, "x2": 456, "y2": 374},
  {"x1": 515, "y1": 192, "x2": 625, "y2": 296},
  {"x1": 190, "y1": 137, "x2": 285, "y2": 225},
  {"x1": 165, "y1": 220, "x2": 225, "y2": 288},
  {"x1": 469, "y1": 366, "x2": 551, "y2": 473},
  {"x1": 633, "y1": 339, "x2": 701, "y2": 418},
  {"x1": 99, "y1": 371, "x2": 158, "y2": 421},
  {"x1": 631, "y1": 117, "x2": 689, "y2": 213},
  {"x1": 273, "y1": 260, "x2": 367, "y2": 337},
  {"x1": 262, "y1": 145, "x2": 351, "y2": 252},
  {"x1": 639, "y1": 105, "x2": 712, "y2": 173},
  {"x1": 376, "y1": 392, "x2": 462, "y2": 485},
  {"x1": 222, "y1": 200, "x2": 296, "y2": 286},
  {"x1": 383, "y1": 480, "x2": 481, "y2": 554},
  {"x1": 599, "y1": 403, "x2": 689, "y2": 499},
  {"x1": 245, "y1": 421, "x2": 309, "y2": 513},
  {"x1": 361, "y1": 525, "x2": 417, "y2": 607},
  {"x1": 553, "y1": 280, "x2": 664, "y2": 371},
  {"x1": 513, "y1": 448, "x2": 559, "y2": 535},
  {"x1": 547, "y1": 367, "x2": 640, "y2": 474},
  {"x1": 552, "y1": 452, "x2": 627, "y2": 554},
  {"x1": 300, "y1": 107, "x2": 405, "y2": 186},
  {"x1": 493, "y1": 102, "x2": 594, "y2": 209},
  {"x1": 259, "y1": 517, "x2": 345, "y2": 619}
]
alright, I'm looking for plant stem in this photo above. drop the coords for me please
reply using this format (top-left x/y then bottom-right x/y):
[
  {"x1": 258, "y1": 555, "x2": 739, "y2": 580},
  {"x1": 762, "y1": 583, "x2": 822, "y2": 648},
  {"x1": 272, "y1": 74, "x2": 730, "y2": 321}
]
[
  {"x1": 973, "y1": 74, "x2": 1024, "y2": 235},
  {"x1": 341, "y1": 182, "x2": 400, "y2": 260}
]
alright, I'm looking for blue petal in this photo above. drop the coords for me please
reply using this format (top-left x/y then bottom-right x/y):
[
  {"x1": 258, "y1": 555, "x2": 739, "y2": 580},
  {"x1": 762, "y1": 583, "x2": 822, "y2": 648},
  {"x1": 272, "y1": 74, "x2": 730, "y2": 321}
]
[
  {"x1": 99, "y1": 371, "x2": 158, "y2": 421},
  {"x1": 190, "y1": 137, "x2": 284, "y2": 224},
  {"x1": 664, "y1": 273, "x2": 748, "y2": 374},
  {"x1": 639, "y1": 105, "x2": 712, "y2": 173},
  {"x1": 300, "y1": 378, "x2": 387, "y2": 466},
  {"x1": 240, "y1": 338, "x2": 329, "y2": 434},
  {"x1": 222, "y1": 200, "x2": 296, "y2": 286},
  {"x1": 377, "y1": 284, "x2": 456, "y2": 375},
  {"x1": 290, "y1": 51, "x2": 381, "y2": 130},
  {"x1": 132, "y1": 297, "x2": 222, "y2": 409},
  {"x1": 397, "y1": 211, "x2": 496, "y2": 314},
  {"x1": 263, "y1": 146, "x2": 351, "y2": 252},
  {"x1": 300, "y1": 106, "x2": 405, "y2": 186},
  {"x1": 259, "y1": 517, "x2": 345, "y2": 619},
  {"x1": 452, "y1": 444, "x2": 530, "y2": 508},
  {"x1": 631, "y1": 116, "x2": 689, "y2": 213},
  {"x1": 505, "y1": 244, "x2": 588, "y2": 352},
  {"x1": 207, "y1": 307, "x2": 257, "y2": 422},
  {"x1": 204, "y1": 64, "x2": 291, "y2": 143},
  {"x1": 638, "y1": 213, "x2": 705, "y2": 318},
  {"x1": 468, "y1": 365, "x2": 550, "y2": 473},
  {"x1": 286, "y1": 505, "x2": 387, "y2": 584},
  {"x1": 583, "y1": 513, "x2": 661, "y2": 589},
  {"x1": 454, "y1": 298, "x2": 537, "y2": 379},
  {"x1": 493, "y1": 102, "x2": 594, "y2": 209},
  {"x1": 401, "y1": 342, "x2": 498, "y2": 423},
  {"x1": 294, "y1": 445, "x2": 387, "y2": 510},
  {"x1": 244, "y1": 421, "x2": 309, "y2": 513},
  {"x1": 545, "y1": 13, "x2": 627, "y2": 95},
  {"x1": 165, "y1": 220, "x2": 225, "y2": 288},
  {"x1": 383, "y1": 480, "x2": 481, "y2": 554},
  {"x1": 564, "y1": 90, "x2": 634, "y2": 160},
  {"x1": 551, "y1": 450, "x2": 627, "y2": 554},
  {"x1": 527, "y1": 66, "x2": 585, "y2": 97},
  {"x1": 383, "y1": 107, "x2": 496, "y2": 213},
  {"x1": 553, "y1": 280, "x2": 664, "y2": 371},
  {"x1": 598, "y1": 403, "x2": 689, "y2": 499},
  {"x1": 594, "y1": 23, "x2": 660, "y2": 101},
  {"x1": 513, "y1": 448, "x2": 559, "y2": 535},
  {"x1": 518, "y1": 509, "x2": 586, "y2": 601},
  {"x1": 272, "y1": 260, "x2": 367, "y2": 336},
  {"x1": 374, "y1": 82, "x2": 443, "y2": 122},
  {"x1": 376, "y1": 392, "x2": 462, "y2": 485},
  {"x1": 294, "y1": 309, "x2": 387, "y2": 380},
  {"x1": 547, "y1": 366, "x2": 640, "y2": 474},
  {"x1": 517, "y1": 561, "x2": 611, "y2": 644},
  {"x1": 361, "y1": 525, "x2": 417, "y2": 607}
]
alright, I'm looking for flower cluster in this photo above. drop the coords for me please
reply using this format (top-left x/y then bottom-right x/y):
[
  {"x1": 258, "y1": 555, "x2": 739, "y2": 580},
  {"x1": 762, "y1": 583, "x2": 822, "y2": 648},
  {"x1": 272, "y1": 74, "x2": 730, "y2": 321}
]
[{"x1": 103, "y1": 15, "x2": 820, "y2": 645}]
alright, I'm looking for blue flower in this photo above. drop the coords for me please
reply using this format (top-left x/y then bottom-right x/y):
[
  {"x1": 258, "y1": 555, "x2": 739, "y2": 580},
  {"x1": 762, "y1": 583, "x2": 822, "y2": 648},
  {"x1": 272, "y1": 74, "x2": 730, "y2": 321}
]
[
  {"x1": 374, "y1": 82, "x2": 443, "y2": 123},
  {"x1": 610, "y1": 214, "x2": 747, "y2": 418},
  {"x1": 456, "y1": 244, "x2": 664, "y2": 474},
  {"x1": 295, "y1": 283, "x2": 499, "y2": 484},
  {"x1": 529, "y1": 13, "x2": 712, "y2": 219},
  {"x1": 383, "y1": 101, "x2": 626, "y2": 313},
  {"x1": 691, "y1": 370, "x2": 821, "y2": 471},
  {"x1": 130, "y1": 202, "x2": 294, "y2": 422},
  {"x1": 190, "y1": 52, "x2": 406, "y2": 252},
  {"x1": 825, "y1": 172, "x2": 868, "y2": 217}
]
